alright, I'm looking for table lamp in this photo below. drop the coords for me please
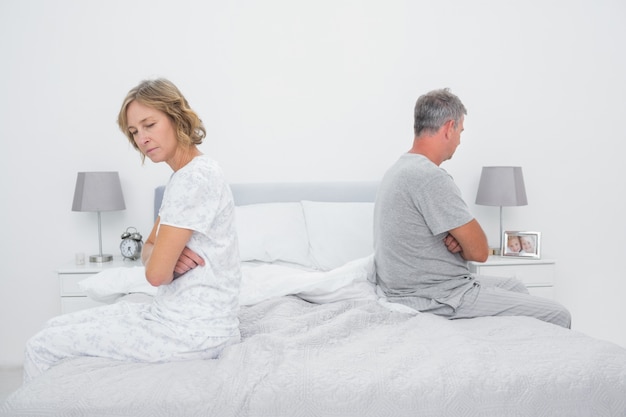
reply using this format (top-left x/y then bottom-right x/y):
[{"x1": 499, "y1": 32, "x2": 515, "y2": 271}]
[
  {"x1": 475, "y1": 166, "x2": 527, "y2": 255},
  {"x1": 72, "y1": 172, "x2": 126, "y2": 262}
]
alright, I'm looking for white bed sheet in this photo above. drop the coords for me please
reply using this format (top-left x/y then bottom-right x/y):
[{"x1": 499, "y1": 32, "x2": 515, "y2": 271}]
[{"x1": 78, "y1": 255, "x2": 403, "y2": 309}]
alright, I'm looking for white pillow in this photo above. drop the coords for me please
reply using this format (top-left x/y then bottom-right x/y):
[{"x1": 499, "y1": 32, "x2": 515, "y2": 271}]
[
  {"x1": 301, "y1": 201, "x2": 375, "y2": 270},
  {"x1": 78, "y1": 266, "x2": 156, "y2": 303},
  {"x1": 235, "y1": 203, "x2": 312, "y2": 267}
]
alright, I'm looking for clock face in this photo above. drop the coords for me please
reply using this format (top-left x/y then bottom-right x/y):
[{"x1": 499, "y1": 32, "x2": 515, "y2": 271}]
[{"x1": 120, "y1": 239, "x2": 141, "y2": 259}]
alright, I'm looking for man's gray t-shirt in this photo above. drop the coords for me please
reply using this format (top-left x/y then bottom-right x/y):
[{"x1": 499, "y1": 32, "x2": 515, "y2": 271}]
[{"x1": 374, "y1": 153, "x2": 474, "y2": 308}]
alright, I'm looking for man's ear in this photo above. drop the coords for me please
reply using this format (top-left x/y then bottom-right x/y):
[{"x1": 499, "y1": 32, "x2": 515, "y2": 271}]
[{"x1": 442, "y1": 119, "x2": 456, "y2": 139}]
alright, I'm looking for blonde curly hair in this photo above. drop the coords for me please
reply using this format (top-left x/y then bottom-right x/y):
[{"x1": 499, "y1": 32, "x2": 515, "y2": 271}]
[{"x1": 117, "y1": 78, "x2": 206, "y2": 161}]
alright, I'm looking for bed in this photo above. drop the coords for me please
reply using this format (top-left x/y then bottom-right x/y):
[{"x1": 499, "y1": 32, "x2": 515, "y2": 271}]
[{"x1": 2, "y1": 181, "x2": 626, "y2": 417}]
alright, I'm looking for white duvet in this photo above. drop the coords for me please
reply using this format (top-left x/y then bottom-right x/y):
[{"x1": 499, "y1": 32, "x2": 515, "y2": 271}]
[{"x1": 79, "y1": 255, "x2": 415, "y2": 313}]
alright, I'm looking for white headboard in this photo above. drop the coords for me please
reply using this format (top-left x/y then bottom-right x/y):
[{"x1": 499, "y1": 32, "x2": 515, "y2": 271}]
[{"x1": 154, "y1": 181, "x2": 379, "y2": 220}]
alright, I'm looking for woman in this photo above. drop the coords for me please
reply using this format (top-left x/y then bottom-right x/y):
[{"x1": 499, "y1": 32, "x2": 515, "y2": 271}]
[{"x1": 23, "y1": 79, "x2": 241, "y2": 382}]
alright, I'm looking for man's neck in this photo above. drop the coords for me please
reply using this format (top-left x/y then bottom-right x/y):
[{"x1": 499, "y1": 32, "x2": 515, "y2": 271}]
[{"x1": 408, "y1": 139, "x2": 444, "y2": 166}]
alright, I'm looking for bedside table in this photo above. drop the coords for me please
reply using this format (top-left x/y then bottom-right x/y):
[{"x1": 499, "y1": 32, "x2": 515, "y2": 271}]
[
  {"x1": 468, "y1": 256, "x2": 556, "y2": 299},
  {"x1": 57, "y1": 257, "x2": 142, "y2": 314}
]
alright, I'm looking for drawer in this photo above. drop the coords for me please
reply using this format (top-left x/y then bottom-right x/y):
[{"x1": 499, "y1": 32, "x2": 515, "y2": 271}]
[
  {"x1": 59, "y1": 273, "x2": 96, "y2": 296},
  {"x1": 473, "y1": 264, "x2": 555, "y2": 286},
  {"x1": 61, "y1": 297, "x2": 106, "y2": 314}
]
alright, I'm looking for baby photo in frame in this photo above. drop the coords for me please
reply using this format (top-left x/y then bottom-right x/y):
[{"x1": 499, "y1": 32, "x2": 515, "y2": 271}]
[{"x1": 502, "y1": 231, "x2": 541, "y2": 259}]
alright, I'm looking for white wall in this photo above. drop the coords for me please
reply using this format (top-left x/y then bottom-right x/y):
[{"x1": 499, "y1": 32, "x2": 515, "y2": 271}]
[{"x1": 1, "y1": 0, "x2": 624, "y2": 366}]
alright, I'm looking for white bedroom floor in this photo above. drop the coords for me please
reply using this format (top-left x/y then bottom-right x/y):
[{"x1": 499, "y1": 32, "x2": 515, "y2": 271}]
[{"x1": 0, "y1": 367, "x2": 23, "y2": 402}]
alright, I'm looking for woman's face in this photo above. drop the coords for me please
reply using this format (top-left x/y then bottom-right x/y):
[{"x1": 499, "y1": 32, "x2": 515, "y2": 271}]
[{"x1": 126, "y1": 100, "x2": 178, "y2": 166}]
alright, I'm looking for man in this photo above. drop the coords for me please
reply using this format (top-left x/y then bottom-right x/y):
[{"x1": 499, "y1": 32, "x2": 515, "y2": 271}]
[{"x1": 373, "y1": 88, "x2": 570, "y2": 328}]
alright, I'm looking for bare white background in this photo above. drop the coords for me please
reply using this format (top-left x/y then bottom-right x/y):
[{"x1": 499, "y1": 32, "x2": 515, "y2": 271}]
[{"x1": 1, "y1": 0, "x2": 624, "y2": 366}]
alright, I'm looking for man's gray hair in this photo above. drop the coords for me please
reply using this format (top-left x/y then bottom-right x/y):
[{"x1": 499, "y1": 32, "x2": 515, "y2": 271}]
[{"x1": 413, "y1": 88, "x2": 467, "y2": 137}]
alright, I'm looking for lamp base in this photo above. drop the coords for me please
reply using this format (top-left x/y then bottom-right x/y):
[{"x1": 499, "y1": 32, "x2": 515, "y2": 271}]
[
  {"x1": 489, "y1": 248, "x2": 501, "y2": 256},
  {"x1": 89, "y1": 254, "x2": 113, "y2": 263}
]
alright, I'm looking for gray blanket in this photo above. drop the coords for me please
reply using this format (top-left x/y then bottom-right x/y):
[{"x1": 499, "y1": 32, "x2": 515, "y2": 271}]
[{"x1": 3, "y1": 296, "x2": 626, "y2": 417}]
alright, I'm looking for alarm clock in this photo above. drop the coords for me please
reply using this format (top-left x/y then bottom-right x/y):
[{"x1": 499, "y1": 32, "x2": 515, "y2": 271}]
[{"x1": 120, "y1": 227, "x2": 143, "y2": 260}]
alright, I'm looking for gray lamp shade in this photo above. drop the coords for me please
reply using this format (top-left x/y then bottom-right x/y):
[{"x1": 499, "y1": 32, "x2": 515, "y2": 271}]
[
  {"x1": 72, "y1": 172, "x2": 126, "y2": 212},
  {"x1": 475, "y1": 166, "x2": 528, "y2": 207}
]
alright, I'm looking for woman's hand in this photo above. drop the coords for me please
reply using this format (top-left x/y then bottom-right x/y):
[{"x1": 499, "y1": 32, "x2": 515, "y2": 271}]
[
  {"x1": 173, "y1": 247, "x2": 205, "y2": 279},
  {"x1": 144, "y1": 222, "x2": 202, "y2": 286}
]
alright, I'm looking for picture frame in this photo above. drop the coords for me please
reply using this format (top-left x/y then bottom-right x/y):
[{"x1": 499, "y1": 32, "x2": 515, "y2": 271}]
[{"x1": 502, "y1": 231, "x2": 541, "y2": 259}]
